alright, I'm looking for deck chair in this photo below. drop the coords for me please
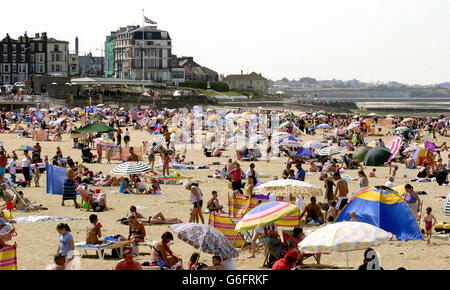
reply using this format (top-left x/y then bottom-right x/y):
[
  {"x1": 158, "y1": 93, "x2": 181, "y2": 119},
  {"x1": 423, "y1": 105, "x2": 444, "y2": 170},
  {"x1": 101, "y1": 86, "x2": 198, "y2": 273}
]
[
  {"x1": 75, "y1": 241, "x2": 131, "y2": 260},
  {"x1": 260, "y1": 236, "x2": 281, "y2": 268},
  {"x1": 79, "y1": 189, "x2": 94, "y2": 211}
]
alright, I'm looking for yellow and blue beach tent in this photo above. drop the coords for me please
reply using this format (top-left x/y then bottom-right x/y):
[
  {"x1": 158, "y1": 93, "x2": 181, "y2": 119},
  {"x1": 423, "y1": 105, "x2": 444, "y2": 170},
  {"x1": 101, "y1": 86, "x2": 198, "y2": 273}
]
[{"x1": 336, "y1": 186, "x2": 423, "y2": 241}]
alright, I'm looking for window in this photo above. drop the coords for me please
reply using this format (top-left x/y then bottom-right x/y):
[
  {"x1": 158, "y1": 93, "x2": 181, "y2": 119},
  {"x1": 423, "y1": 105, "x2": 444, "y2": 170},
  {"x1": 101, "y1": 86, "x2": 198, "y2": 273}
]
[
  {"x1": 21, "y1": 54, "x2": 25, "y2": 62},
  {"x1": 31, "y1": 54, "x2": 35, "y2": 62},
  {"x1": 51, "y1": 65, "x2": 55, "y2": 72},
  {"x1": 38, "y1": 64, "x2": 44, "y2": 73},
  {"x1": 12, "y1": 64, "x2": 17, "y2": 72},
  {"x1": 56, "y1": 54, "x2": 60, "y2": 62},
  {"x1": 38, "y1": 43, "x2": 42, "y2": 51},
  {"x1": 4, "y1": 75, "x2": 10, "y2": 84},
  {"x1": 3, "y1": 55, "x2": 7, "y2": 62},
  {"x1": 4, "y1": 64, "x2": 9, "y2": 73},
  {"x1": 12, "y1": 44, "x2": 16, "y2": 51},
  {"x1": 19, "y1": 64, "x2": 26, "y2": 73},
  {"x1": 3, "y1": 44, "x2": 7, "y2": 52},
  {"x1": 12, "y1": 55, "x2": 16, "y2": 63},
  {"x1": 39, "y1": 54, "x2": 44, "y2": 62},
  {"x1": 54, "y1": 44, "x2": 59, "y2": 51}
]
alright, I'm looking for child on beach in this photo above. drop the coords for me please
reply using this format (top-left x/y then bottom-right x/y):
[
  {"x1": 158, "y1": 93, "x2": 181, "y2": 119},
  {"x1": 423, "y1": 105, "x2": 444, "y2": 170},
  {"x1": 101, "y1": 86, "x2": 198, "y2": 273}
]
[
  {"x1": 368, "y1": 168, "x2": 376, "y2": 177},
  {"x1": 423, "y1": 207, "x2": 436, "y2": 245},
  {"x1": 33, "y1": 164, "x2": 41, "y2": 187},
  {"x1": 56, "y1": 223, "x2": 74, "y2": 257},
  {"x1": 162, "y1": 152, "x2": 171, "y2": 177}
]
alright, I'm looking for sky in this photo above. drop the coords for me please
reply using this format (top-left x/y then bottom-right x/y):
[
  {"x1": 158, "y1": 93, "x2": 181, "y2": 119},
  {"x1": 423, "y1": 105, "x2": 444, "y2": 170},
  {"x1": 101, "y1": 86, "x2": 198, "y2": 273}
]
[{"x1": 2, "y1": 0, "x2": 449, "y2": 84}]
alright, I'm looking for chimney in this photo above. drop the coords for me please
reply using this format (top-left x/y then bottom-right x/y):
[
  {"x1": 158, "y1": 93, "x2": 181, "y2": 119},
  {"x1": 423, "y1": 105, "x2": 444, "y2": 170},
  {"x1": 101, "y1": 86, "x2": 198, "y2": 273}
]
[
  {"x1": 35, "y1": 33, "x2": 40, "y2": 38},
  {"x1": 241, "y1": 70, "x2": 243, "y2": 75},
  {"x1": 75, "y1": 36, "x2": 79, "y2": 56},
  {"x1": 42, "y1": 32, "x2": 47, "y2": 38}
]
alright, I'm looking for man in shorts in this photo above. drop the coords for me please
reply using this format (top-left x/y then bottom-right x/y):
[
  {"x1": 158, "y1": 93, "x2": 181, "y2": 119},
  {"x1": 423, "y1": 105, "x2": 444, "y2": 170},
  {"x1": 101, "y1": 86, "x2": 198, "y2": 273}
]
[
  {"x1": 147, "y1": 142, "x2": 156, "y2": 171},
  {"x1": 333, "y1": 172, "x2": 349, "y2": 210}
]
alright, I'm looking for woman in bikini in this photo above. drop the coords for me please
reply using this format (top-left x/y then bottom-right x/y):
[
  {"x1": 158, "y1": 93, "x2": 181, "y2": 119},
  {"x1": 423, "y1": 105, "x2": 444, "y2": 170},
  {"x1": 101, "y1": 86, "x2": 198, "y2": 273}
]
[
  {"x1": 127, "y1": 215, "x2": 146, "y2": 243},
  {"x1": 150, "y1": 232, "x2": 181, "y2": 270},
  {"x1": 128, "y1": 206, "x2": 182, "y2": 225}
]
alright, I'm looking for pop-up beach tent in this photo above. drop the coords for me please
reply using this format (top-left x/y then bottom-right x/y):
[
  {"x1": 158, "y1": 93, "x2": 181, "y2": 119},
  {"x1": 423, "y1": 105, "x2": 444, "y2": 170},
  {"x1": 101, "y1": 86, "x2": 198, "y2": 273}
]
[
  {"x1": 336, "y1": 186, "x2": 423, "y2": 241},
  {"x1": 46, "y1": 165, "x2": 67, "y2": 195}
]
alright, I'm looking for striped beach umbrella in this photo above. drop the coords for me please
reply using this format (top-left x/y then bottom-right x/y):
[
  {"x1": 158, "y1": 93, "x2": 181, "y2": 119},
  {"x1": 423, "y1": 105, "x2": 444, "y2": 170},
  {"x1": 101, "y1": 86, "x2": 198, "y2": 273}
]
[
  {"x1": 317, "y1": 124, "x2": 333, "y2": 129},
  {"x1": 171, "y1": 223, "x2": 239, "y2": 258},
  {"x1": 253, "y1": 179, "x2": 322, "y2": 198},
  {"x1": 316, "y1": 146, "x2": 344, "y2": 156},
  {"x1": 235, "y1": 201, "x2": 299, "y2": 231},
  {"x1": 111, "y1": 162, "x2": 151, "y2": 175},
  {"x1": 93, "y1": 137, "x2": 118, "y2": 148},
  {"x1": 395, "y1": 127, "x2": 410, "y2": 132},
  {"x1": 279, "y1": 139, "x2": 301, "y2": 147},
  {"x1": 147, "y1": 136, "x2": 166, "y2": 152},
  {"x1": 13, "y1": 145, "x2": 35, "y2": 152},
  {"x1": 303, "y1": 141, "x2": 324, "y2": 149}
]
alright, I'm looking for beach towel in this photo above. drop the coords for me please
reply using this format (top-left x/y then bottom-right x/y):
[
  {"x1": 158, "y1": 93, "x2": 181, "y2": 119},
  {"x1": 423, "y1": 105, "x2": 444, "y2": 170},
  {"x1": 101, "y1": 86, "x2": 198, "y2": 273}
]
[
  {"x1": 0, "y1": 246, "x2": 17, "y2": 270},
  {"x1": 13, "y1": 216, "x2": 87, "y2": 224}
]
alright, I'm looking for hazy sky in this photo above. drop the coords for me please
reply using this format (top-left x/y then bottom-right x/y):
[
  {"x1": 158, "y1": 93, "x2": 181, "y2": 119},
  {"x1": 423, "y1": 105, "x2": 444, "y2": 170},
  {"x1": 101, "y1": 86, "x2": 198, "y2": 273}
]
[{"x1": 2, "y1": 0, "x2": 449, "y2": 84}]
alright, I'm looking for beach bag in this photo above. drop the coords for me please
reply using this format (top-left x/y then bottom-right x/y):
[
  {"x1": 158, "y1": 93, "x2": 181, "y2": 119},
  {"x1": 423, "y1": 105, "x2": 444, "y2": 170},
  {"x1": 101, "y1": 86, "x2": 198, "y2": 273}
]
[{"x1": 92, "y1": 203, "x2": 105, "y2": 212}]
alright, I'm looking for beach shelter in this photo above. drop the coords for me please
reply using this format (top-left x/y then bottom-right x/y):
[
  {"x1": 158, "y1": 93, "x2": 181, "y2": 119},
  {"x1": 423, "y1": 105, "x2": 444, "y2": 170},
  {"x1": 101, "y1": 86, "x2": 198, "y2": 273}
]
[
  {"x1": 0, "y1": 246, "x2": 17, "y2": 270},
  {"x1": 363, "y1": 147, "x2": 392, "y2": 166},
  {"x1": 295, "y1": 147, "x2": 313, "y2": 159},
  {"x1": 72, "y1": 122, "x2": 116, "y2": 134},
  {"x1": 412, "y1": 148, "x2": 426, "y2": 166},
  {"x1": 46, "y1": 165, "x2": 68, "y2": 195},
  {"x1": 335, "y1": 186, "x2": 423, "y2": 241},
  {"x1": 353, "y1": 146, "x2": 371, "y2": 162}
]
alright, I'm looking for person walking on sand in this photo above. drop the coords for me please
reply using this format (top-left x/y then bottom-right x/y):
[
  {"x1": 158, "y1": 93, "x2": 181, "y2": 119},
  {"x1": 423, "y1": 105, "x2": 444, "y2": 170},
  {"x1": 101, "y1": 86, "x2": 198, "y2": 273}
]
[
  {"x1": 186, "y1": 183, "x2": 204, "y2": 224},
  {"x1": 423, "y1": 207, "x2": 436, "y2": 245}
]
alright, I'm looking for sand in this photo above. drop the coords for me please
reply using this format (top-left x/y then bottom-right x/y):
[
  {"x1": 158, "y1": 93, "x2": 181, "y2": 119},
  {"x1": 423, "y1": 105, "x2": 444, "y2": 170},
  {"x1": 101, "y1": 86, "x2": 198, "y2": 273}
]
[{"x1": 3, "y1": 116, "x2": 450, "y2": 270}]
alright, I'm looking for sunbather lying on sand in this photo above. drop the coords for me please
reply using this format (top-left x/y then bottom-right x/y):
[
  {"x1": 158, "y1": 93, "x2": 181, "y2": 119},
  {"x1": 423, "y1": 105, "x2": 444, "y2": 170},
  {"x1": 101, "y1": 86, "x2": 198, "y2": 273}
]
[{"x1": 128, "y1": 206, "x2": 182, "y2": 225}]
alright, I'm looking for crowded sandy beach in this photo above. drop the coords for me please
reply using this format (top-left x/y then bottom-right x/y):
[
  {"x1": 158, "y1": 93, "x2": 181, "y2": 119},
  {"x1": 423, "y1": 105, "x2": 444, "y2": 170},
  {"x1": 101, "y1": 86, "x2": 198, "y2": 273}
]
[{"x1": 0, "y1": 105, "x2": 449, "y2": 270}]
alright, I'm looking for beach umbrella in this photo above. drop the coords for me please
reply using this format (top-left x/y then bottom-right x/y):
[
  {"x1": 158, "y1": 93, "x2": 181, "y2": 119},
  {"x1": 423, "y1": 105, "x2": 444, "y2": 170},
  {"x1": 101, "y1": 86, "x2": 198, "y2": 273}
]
[
  {"x1": 317, "y1": 110, "x2": 327, "y2": 114},
  {"x1": 368, "y1": 112, "x2": 378, "y2": 117},
  {"x1": 386, "y1": 114, "x2": 395, "y2": 118},
  {"x1": 13, "y1": 145, "x2": 35, "y2": 152},
  {"x1": 147, "y1": 136, "x2": 166, "y2": 152},
  {"x1": 302, "y1": 141, "x2": 324, "y2": 149},
  {"x1": 236, "y1": 118, "x2": 247, "y2": 124},
  {"x1": 363, "y1": 147, "x2": 392, "y2": 166},
  {"x1": 347, "y1": 122, "x2": 360, "y2": 130},
  {"x1": 298, "y1": 222, "x2": 393, "y2": 268},
  {"x1": 402, "y1": 118, "x2": 413, "y2": 123},
  {"x1": 300, "y1": 114, "x2": 308, "y2": 118},
  {"x1": 271, "y1": 132, "x2": 291, "y2": 139},
  {"x1": 286, "y1": 114, "x2": 298, "y2": 119},
  {"x1": 352, "y1": 115, "x2": 360, "y2": 119},
  {"x1": 279, "y1": 139, "x2": 301, "y2": 147},
  {"x1": 353, "y1": 146, "x2": 371, "y2": 162},
  {"x1": 93, "y1": 137, "x2": 118, "y2": 148},
  {"x1": 111, "y1": 162, "x2": 151, "y2": 175},
  {"x1": 207, "y1": 114, "x2": 217, "y2": 121},
  {"x1": 317, "y1": 124, "x2": 333, "y2": 129},
  {"x1": 316, "y1": 146, "x2": 344, "y2": 156},
  {"x1": 253, "y1": 179, "x2": 322, "y2": 198},
  {"x1": 275, "y1": 91, "x2": 285, "y2": 95},
  {"x1": 395, "y1": 127, "x2": 410, "y2": 132},
  {"x1": 279, "y1": 121, "x2": 290, "y2": 129},
  {"x1": 170, "y1": 223, "x2": 239, "y2": 258},
  {"x1": 419, "y1": 141, "x2": 436, "y2": 153},
  {"x1": 317, "y1": 115, "x2": 327, "y2": 119},
  {"x1": 403, "y1": 145, "x2": 421, "y2": 153},
  {"x1": 441, "y1": 192, "x2": 450, "y2": 216},
  {"x1": 235, "y1": 201, "x2": 299, "y2": 231}
]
